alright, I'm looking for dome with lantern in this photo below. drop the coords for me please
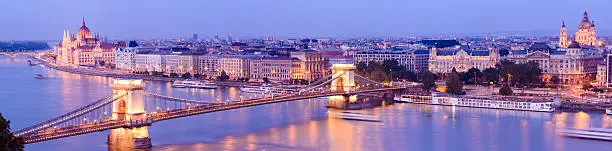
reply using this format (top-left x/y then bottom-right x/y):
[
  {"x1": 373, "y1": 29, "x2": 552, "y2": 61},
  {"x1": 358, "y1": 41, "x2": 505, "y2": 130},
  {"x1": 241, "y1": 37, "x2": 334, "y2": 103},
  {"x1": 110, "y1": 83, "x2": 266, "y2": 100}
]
[
  {"x1": 77, "y1": 17, "x2": 93, "y2": 39},
  {"x1": 578, "y1": 11, "x2": 595, "y2": 29}
]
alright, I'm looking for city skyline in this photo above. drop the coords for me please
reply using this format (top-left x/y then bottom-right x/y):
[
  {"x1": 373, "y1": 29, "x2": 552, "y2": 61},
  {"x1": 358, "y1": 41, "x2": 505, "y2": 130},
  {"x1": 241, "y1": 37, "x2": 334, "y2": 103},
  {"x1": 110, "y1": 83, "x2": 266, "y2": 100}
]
[{"x1": 1, "y1": 0, "x2": 612, "y2": 41}]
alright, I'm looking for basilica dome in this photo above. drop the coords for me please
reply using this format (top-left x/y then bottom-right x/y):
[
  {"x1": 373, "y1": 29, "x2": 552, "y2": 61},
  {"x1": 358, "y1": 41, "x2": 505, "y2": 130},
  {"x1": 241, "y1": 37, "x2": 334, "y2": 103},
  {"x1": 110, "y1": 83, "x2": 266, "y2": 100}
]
[{"x1": 578, "y1": 11, "x2": 594, "y2": 29}]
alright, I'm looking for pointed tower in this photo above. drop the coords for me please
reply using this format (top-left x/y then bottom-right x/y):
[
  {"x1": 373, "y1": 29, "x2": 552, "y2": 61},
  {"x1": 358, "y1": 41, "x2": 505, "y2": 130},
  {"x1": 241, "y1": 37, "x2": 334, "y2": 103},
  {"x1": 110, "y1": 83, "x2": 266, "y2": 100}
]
[{"x1": 559, "y1": 21, "x2": 569, "y2": 48}]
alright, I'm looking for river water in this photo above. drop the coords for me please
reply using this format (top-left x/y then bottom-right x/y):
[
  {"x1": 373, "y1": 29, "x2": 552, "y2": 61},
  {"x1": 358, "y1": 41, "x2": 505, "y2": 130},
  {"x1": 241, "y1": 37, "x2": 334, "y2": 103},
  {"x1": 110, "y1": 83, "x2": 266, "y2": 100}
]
[{"x1": 0, "y1": 57, "x2": 611, "y2": 151}]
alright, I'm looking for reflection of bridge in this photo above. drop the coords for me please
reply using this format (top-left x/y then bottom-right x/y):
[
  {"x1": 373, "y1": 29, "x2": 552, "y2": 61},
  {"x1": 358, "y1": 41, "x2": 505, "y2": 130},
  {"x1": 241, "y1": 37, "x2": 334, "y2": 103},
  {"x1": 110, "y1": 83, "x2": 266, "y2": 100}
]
[
  {"x1": 0, "y1": 50, "x2": 37, "y2": 58},
  {"x1": 13, "y1": 63, "x2": 406, "y2": 148}
]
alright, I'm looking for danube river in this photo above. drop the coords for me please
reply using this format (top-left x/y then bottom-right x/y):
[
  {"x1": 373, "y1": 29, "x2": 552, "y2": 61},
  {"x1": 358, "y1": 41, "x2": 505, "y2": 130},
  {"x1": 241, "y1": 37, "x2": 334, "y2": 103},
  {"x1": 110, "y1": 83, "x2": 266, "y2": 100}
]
[{"x1": 1, "y1": 57, "x2": 611, "y2": 151}]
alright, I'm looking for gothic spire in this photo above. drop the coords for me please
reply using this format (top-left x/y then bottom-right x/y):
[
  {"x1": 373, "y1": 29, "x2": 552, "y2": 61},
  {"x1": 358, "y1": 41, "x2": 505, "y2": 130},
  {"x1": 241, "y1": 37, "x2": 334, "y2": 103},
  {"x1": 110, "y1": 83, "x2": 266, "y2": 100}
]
[
  {"x1": 562, "y1": 21, "x2": 565, "y2": 27},
  {"x1": 82, "y1": 16, "x2": 86, "y2": 27}
]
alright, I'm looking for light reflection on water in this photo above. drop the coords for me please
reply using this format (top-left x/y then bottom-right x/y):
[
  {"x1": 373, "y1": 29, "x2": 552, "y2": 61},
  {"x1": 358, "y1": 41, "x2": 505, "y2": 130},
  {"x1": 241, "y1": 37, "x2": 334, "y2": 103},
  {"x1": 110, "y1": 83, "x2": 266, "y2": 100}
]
[{"x1": 0, "y1": 57, "x2": 611, "y2": 151}]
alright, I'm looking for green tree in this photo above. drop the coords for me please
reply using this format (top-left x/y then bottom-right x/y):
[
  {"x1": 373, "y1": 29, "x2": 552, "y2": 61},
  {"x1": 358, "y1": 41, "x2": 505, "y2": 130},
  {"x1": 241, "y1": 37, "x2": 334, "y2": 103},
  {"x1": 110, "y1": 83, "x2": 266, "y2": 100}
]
[
  {"x1": 218, "y1": 70, "x2": 230, "y2": 81},
  {"x1": 193, "y1": 73, "x2": 202, "y2": 79},
  {"x1": 263, "y1": 77, "x2": 270, "y2": 83},
  {"x1": 550, "y1": 75, "x2": 560, "y2": 88},
  {"x1": 499, "y1": 85, "x2": 513, "y2": 96},
  {"x1": 482, "y1": 68, "x2": 500, "y2": 84},
  {"x1": 446, "y1": 68, "x2": 463, "y2": 95},
  {"x1": 464, "y1": 68, "x2": 481, "y2": 84},
  {"x1": 182, "y1": 72, "x2": 192, "y2": 79},
  {"x1": 0, "y1": 113, "x2": 24, "y2": 151},
  {"x1": 170, "y1": 72, "x2": 180, "y2": 78},
  {"x1": 515, "y1": 61, "x2": 542, "y2": 86},
  {"x1": 369, "y1": 70, "x2": 389, "y2": 82},
  {"x1": 418, "y1": 70, "x2": 437, "y2": 91}
]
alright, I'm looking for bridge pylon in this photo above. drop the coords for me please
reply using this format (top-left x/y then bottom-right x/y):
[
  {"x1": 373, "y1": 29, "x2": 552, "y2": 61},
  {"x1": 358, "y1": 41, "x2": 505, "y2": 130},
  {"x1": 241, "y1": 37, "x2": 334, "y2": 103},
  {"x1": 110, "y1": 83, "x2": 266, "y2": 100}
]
[
  {"x1": 107, "y1": 79, "x2": 152, "y2": 148},
  {"x1": 330, "y1": 63, "x2": 356, "y2": 92}
]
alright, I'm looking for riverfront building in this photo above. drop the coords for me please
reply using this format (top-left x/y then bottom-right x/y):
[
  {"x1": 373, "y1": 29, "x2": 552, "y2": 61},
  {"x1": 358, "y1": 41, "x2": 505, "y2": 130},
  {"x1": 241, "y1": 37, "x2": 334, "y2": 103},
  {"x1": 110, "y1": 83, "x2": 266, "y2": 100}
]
[
  {"x1": 290, "y1": 51, "x2": 328, "y2": 81},
  {"x1": 196, "y1": 55, "x2": 219, "y2": 77},
  {"x1": 249, "y1": 57, "x2": 297, "y2": 82},
  {"x1": 428, "y1": 45, "x2": 500, "y2": 73},
  {"x1": 506, "y1": 42, "x2": 603, "y2": 85},
  {"x1": 57, "y1": 18, "x2": 116, "y2": 67},
  {"x1": 352, "y1": 49, "x2": 429, "y2": 71},
  {"x1": 133, "y1": 53, "x2": 164, "y2": 72}
]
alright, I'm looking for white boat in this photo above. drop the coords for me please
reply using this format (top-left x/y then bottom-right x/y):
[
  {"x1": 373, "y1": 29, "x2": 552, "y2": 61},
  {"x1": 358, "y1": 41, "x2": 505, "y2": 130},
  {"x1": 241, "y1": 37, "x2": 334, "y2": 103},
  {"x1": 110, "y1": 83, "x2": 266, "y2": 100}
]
[
  {"x1": 240, "y1": 85, "x2": 271, "y2": 94},
  {"x1": 327, "y1": 111, "x2": 381, "y2": 122},
  {"x1": 606, "y1": 108, "x2": 612, "y2": 115},
  {"x1": 194, "y1": 81, "x2": 217, "y2": 89},
  {"x1": 173, "y1": 80, "x2": 216, "y2": 89},
  {"x1": 396, "y1": 94, "x2": 555, "y2": 112},
  {"x1": 560, "y1": 128, "x2": 612, "y2": 141},
  {"x1": 171, "y1": 80, "x2": 187, "y2": 88}
]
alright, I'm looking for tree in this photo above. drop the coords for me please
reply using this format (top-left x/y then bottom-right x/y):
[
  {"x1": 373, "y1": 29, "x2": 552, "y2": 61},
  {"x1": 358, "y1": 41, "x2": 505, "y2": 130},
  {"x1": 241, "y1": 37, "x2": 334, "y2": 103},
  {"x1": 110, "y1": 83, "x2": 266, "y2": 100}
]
[
  {"x1": 445, "y1": 68, "x2": 463, "y2": 95},
  {"x1": 218, "y1": 71, "x2": 230, "y2": 81},
  {"x1": 170, "y1": 72, "x2": 180, "y2": 78},
  {"x1": 464, "y1": 68, "x2": 481, "y2": 84},
  {"x1": 193, "y1": 73, "x2": 202, "y2": 79},
  {"x1": 582, "y1": 83, "x2": 593, "y2": 91},
  {"x1": 482, "y1": 68, "x2": 500, "y2": 85},
  {"x1": 369, "y1": 70, "x2": 389, "y2": 82},
  {"x1": 263, "y1": 77, "x2": 270, "y2": 83},
  {"x1": 499, "y1": 48, "x2": 510, "y2": 56},
  {"x1": 499, "y1": 85, "x2": 513, "y2": 96},
  {"x1": 418, "y1": 70, "x2": 437, "y2": 91},
  {"x1": 550, "y1": 75, "x2": 560, "y2": 88},
  {"x1": 515, "y1": 61, "x2": 542, "y2": 86},
  {"x1": 182, "y1": 72, "x2": 192, "y2": 79},
  {"x1": 0, "y1": 113, "x2": 24, "y2": 151}
]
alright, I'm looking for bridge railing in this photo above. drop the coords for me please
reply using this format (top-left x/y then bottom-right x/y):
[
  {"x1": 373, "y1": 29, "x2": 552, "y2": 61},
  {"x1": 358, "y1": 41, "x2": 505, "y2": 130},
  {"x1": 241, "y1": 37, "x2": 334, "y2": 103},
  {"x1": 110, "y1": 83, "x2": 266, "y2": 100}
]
[{"x1": 14, "y1": 93, "x2": 126, "y2": 136}]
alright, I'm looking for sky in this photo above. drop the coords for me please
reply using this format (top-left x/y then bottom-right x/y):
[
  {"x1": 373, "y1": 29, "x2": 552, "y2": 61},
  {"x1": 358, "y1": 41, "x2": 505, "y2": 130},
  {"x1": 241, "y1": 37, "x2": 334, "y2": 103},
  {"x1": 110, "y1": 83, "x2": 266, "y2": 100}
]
[{"x1": 1, "y1": 0, "x2": 611, "y2": 41}]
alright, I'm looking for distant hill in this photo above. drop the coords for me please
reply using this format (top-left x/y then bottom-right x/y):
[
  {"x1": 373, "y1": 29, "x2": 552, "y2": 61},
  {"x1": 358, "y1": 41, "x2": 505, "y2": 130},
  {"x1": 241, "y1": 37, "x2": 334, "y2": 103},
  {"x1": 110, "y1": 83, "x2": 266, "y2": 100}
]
[{"x1": 0, "y1": 41, "x2": 50, "y2": 51}]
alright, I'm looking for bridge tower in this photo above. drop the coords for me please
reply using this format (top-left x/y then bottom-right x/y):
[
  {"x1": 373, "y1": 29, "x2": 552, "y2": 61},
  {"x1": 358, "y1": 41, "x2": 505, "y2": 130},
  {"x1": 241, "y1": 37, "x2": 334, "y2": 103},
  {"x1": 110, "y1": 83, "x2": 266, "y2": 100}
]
[
  {"x1": 330, "y1": 63, "x2": 356, "y2": 92},
  {"x1": 328, "y1": 63, "x2": 357, "y2": 109},
  {"x1": 107, "y1": 79, "x2": 152, "y2": 148}
]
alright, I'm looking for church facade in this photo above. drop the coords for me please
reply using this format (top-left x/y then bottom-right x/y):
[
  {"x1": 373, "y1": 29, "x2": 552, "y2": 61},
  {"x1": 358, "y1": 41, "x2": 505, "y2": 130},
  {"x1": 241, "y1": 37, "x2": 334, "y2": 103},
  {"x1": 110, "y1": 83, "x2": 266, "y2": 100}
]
[
  {"x1": 558, "y1": 11, "x2": 603, "y2": 48},
  {"x1": 56, "y1": 18, "x2": 116, "y2": 67}
]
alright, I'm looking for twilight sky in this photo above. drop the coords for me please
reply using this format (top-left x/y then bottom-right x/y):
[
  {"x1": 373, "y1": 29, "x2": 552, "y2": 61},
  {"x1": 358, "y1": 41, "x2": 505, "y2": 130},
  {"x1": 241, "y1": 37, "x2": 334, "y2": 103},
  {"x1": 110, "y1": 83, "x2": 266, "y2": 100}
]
[{"x1": 1, "y1": 0, "x2": 611, "y2": 41}]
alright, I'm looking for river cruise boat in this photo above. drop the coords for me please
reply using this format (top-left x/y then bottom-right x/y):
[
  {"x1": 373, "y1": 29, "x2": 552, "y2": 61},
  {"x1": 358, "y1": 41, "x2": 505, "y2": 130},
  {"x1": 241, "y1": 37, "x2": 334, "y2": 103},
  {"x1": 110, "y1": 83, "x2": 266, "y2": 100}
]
[
  {"x1": 240, "y1": 85, "x2": 271, "y2": 94},
  {"x1": 560, "y1": 128, "x2": 612, "y2": 141},
  {"x1": 607, "y1": 108, "x2": 612, "y2": 115},
  {"x1": 395, "y1": 93, "x2": 555, "y2": 112},
  {"x1": 327, "y1": 110, "x2": 381, "y2": 122},
  {"x1": 240, "y1": 85, "x2": 296, "y2": 94},
  {"x1": 172, "y1": 80, "x2": 217, "y2": 89}
]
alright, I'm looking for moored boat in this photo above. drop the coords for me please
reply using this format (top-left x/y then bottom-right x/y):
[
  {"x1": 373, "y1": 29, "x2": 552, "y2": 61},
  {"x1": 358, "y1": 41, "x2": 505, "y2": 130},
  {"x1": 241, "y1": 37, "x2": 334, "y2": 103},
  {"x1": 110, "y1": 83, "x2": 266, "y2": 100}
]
[
  {"x1": 606, "y1": 108, "x2": 612, "y2": 115},
  {"x1": 173, "y1": 80, "x2": 217, "y2": 89},
  {"x1": 194, "y1": 81, "x2": 217, "y2": 89},
  {"x1": 395, "y1": 93, "x2": 555, "y2": 112},
  {"x1": 240, "y1": 85, "x2": 271, "y2": 94},
  {"x1": 171, "y1": 80, "x2": 187, "y2": 88}
]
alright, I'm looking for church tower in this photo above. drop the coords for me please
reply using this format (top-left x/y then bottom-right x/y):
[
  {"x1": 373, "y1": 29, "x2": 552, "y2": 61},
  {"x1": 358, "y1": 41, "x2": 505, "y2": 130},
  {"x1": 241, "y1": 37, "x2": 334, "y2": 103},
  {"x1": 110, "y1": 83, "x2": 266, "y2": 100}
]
[{"x1": 559, "y1": 21, "x2": 569, "y2": 48}]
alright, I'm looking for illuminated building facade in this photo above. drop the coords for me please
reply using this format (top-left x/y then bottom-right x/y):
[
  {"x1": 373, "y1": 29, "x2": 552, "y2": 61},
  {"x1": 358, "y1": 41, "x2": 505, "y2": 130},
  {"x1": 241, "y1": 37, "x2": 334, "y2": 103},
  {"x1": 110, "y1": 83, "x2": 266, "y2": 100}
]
[
  {"x1": 558, "y1": 11, "x2": 603, "y2": 48},
  {"x1": 428, "y1": 45, "x2": 500, "y2": 73},
  {"x1": 57, "y1": 18, "x2": 115, "y2": 66},
  {"x1": 507, "y1": 42, "x2": 603, "y2": 85}
]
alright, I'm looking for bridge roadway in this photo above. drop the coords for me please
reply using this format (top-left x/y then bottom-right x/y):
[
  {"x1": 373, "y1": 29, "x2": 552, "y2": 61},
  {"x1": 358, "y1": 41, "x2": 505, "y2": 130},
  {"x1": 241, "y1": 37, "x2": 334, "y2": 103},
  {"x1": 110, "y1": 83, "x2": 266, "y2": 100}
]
[{"x1": 21, "y1": 86, "x2": 404, "y2": 144}]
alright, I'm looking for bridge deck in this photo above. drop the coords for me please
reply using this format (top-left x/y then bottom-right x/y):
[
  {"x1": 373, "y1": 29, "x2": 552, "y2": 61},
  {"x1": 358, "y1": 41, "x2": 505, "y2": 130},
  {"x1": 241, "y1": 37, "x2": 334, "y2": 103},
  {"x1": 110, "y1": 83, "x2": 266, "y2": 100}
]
[{"x1": 20, "y1": 87, "x2": 405, "y2": 144}]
